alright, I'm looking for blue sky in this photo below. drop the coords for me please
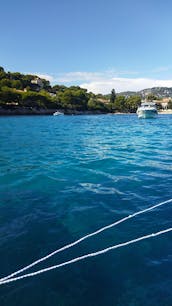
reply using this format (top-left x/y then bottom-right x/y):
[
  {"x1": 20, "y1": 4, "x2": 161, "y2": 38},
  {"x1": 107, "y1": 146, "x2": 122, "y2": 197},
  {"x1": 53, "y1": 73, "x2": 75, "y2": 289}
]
[{"x1": 1, "y1": 0, "x2": 172, "y2": 93}]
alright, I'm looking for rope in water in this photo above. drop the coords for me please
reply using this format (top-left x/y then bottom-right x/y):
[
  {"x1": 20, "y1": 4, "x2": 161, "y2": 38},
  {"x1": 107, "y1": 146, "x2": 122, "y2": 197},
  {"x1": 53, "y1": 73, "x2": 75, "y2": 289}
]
[
  {"x1": 0, "y1": 227, "x2": 171, "y2": 285},
  {"x1": 0, "y1": 198, "x2": 172, "y2": 285}
]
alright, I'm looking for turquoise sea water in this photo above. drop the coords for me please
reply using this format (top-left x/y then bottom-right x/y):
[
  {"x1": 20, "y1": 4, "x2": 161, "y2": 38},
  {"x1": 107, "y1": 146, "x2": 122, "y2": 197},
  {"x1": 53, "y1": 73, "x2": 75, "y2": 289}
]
[{"x1": 0, "y1": 114, "x2": 172, "y2": 306}]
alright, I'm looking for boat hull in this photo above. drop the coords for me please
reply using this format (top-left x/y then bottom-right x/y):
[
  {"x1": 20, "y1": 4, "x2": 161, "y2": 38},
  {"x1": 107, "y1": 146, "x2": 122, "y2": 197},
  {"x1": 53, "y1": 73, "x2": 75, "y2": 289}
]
[
  {"x1": 137, "y1": 109, "x2": 158, "y2": 119},
  {"x1": 53, "y1": 111, "x2": 64, "y2": 116}
]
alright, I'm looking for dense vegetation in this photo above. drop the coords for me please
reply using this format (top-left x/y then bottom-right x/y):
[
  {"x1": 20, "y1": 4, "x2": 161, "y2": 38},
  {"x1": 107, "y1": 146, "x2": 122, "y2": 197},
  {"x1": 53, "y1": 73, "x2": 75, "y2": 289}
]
[{"x1": 0, "y1": 67, "x2": 142, "y2": 113}]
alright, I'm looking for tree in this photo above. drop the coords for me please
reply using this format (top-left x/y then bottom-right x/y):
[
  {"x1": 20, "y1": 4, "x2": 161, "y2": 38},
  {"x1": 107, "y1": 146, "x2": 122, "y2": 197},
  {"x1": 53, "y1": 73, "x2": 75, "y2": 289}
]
[
  {"x1": 57, "y1": 87, "x2": 89, "y2": 110},
  {"x1": 147, "y1": 93, "x2": 157, "y2": 101},
  {"x1": 114, "y1": 96, "x2": 126, "y2": 112},
  {"x1": 0, "y1": 67, "x2": 5, "y2": 73},
  {"x1": 19, "y1": 90, "x2": 58, "y2": 109},
  {"x1": 87, "y1": 97, "x2": 107, "y2": 111},
  {"x1": 52, "y1": 85, "x2": 67, "y2": 93},
  {"x1": 11, "y1": 80, "x2": 22, "y2": 89},
  {"x1": 110, "y1": 89, "x2": 116, "y2": 103},
  {"x1": 168, "y1": 100, "x2": 172, "y2": 109},
  {"x1": 0, "y1": 78, "x2": 12, "y2": 87},
  {"x1": 0, "y1": 87, "x2": 21, "y2": 104},
  {"x1": 126, "y1": 96, "x2": 141, "y2": 112}
]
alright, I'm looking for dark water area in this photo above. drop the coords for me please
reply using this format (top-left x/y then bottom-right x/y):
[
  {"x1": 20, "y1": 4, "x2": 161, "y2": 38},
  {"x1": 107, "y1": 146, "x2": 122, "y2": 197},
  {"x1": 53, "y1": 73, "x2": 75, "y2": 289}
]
[{"x1": 0, "y1": 114, "x2": 172, "y2": 306}]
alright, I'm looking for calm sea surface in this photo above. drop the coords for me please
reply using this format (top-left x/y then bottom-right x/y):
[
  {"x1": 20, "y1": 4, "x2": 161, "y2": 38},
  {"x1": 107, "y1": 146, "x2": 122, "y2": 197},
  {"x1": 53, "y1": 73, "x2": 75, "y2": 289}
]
[{"x1": 0, "y1": 114, "x2": 172, "y2": 306}]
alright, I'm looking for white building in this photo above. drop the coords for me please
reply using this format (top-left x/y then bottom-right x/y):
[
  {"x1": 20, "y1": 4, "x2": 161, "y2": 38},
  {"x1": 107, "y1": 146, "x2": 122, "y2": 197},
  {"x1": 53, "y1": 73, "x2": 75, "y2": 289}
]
[{"x1": 31, "y1": 78, "x2": 44, "y2": 89}]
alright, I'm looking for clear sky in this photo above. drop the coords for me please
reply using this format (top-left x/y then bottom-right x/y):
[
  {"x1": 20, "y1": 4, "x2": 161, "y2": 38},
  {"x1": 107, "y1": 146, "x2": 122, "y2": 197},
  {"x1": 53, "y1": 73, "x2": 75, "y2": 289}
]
[{"x1": 1, "y1": 0, "x2": 172, "y2": 93}]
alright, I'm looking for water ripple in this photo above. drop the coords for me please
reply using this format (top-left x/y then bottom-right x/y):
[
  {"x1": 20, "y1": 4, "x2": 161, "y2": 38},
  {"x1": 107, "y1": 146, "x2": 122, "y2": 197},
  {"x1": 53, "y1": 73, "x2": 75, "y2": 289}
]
[{"x1": 0, "y1": 115, "x2": 172, "y2": 306}]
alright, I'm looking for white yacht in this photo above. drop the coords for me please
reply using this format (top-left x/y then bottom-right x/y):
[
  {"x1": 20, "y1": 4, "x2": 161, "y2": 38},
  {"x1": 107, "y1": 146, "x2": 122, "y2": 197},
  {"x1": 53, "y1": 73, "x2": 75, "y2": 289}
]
[
  {"x1": 53, "y1": 111, "x2": 64, "y2": 116},
  {"x1": 137, "y1": 102, "x2": 158, "y2": 119}
]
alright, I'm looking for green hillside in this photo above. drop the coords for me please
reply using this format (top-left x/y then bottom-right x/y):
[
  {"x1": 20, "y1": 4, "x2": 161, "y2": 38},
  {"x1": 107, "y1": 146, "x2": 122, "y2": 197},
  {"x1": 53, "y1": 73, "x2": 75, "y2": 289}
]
[{"x1": 0, "y1": 67, "x2": 141, "y2": 113}]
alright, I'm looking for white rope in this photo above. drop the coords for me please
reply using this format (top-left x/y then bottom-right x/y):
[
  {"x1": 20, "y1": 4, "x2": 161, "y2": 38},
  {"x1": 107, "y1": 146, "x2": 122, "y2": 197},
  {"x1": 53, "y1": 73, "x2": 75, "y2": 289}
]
[
  {"x1": 0, "y1": 227, "x2": 171, "y2": 285},
  {"x1": 0, "y1": 198, "x2": 172, "y2": 283}
]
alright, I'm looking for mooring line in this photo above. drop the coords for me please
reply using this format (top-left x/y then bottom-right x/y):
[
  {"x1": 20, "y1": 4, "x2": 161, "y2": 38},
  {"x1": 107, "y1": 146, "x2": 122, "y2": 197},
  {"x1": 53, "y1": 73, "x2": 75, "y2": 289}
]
[
  {"x1": 0, "y1": 227, "x2": 171, "y2": 285},
  {"x1": 0, "y1": 198, "x2": 172, "y2": 283}
]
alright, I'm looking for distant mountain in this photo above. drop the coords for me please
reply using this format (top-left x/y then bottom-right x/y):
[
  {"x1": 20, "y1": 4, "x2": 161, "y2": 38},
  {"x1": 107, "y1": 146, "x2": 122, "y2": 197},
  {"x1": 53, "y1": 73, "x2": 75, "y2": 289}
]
[{"x1": 118, "y1": 87, "x2": 172, "y2": 98}]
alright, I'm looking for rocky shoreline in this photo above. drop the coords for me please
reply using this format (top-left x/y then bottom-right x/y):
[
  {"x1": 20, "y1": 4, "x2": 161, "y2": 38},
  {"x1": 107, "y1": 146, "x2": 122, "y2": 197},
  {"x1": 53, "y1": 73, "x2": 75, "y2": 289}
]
[
  {"x1": 0, "y1": 107, "x2": 172, "y2": 116},
  {"x1": 0, "y1": 107, "x2": 109, "y2": 116}
]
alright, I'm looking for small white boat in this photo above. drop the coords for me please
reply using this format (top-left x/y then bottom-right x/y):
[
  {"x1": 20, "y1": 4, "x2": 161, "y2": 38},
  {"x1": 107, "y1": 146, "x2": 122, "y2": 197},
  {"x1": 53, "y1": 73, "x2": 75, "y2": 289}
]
[
  {"x1": 137, "y1": 102, "x2": 158, "y2": 119},
  {"x1": 53, "y1": 111, "x2": 64, "y2": 116}
]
